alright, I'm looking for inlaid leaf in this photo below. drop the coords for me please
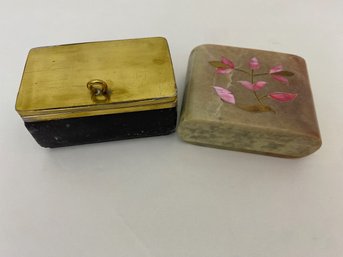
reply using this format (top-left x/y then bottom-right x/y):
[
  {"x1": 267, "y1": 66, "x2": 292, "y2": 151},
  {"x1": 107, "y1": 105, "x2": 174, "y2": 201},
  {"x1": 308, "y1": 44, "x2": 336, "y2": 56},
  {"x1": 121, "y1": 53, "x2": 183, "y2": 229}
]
[
  {"x1": 238, "y1": 81, "x2": 254, "y2": 90},
  {"x1": 221, "y1": 57, "x2": 235, "y2": 68},
  {"x1": 213, "y1": 86, "x2": 235, "y2": 104},
  {"x1": 254, "y1": 81, "x2": 268, "y2": 90},
  {"x1": 269, "y1": 65, "x2": 283, "y2": 74},
  {"x1": 237, "y1": 104, "x2": 274, "y2": 113},
  {"x1": 271, "y1": 75, "x2": 288, "y2": 84},
  {"x1": 271, "y1": 71, "x2": 294, "y2": 76},
  {"x1": 216, "y1": 68, "x2": 233, "y2": 74},
  {"x1": 238, "y1": 81, "x2": 267, "y2": 91},
  {"x1": 268, "y1": 92, "x2": 298, "y2": 102},
  {"x1": 209, "y1": 61, "x2": 229, "y2": 68}
]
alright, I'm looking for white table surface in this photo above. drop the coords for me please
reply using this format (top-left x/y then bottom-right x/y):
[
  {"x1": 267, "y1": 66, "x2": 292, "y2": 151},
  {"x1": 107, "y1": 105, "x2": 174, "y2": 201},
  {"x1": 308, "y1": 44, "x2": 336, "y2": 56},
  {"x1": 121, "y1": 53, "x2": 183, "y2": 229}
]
[{"x1": 1, "y1": 1, "x2": 343, "y2": 256}]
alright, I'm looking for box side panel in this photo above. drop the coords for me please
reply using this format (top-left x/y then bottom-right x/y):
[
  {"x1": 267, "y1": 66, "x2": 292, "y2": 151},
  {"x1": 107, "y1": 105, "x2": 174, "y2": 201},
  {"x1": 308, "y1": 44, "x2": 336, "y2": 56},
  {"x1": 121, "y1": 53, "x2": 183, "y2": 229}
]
[
  {"x1": 178, "y1": 120, "x2": 321, "y2": 158},
  {"x1": 25, "y1": 107, "x2": 176, "y2": 148},
  {"x1": 178, "y1": 46, "x2": 198, "y2": 128}
]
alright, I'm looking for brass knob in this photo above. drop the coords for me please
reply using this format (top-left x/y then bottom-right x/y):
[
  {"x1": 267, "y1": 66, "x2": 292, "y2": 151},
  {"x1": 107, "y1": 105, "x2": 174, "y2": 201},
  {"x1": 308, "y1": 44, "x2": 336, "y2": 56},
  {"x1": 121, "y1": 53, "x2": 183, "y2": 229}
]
[{"x1": 87, "y1": 79, "x2": 110, "y2": 103}]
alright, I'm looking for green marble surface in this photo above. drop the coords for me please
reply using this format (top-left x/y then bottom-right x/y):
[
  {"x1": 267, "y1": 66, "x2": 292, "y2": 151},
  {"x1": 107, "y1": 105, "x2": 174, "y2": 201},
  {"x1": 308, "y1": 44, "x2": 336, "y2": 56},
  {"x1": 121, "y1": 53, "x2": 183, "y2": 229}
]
[{"x1": 178, "y1": 44, "x2": 321, "y2": 158}]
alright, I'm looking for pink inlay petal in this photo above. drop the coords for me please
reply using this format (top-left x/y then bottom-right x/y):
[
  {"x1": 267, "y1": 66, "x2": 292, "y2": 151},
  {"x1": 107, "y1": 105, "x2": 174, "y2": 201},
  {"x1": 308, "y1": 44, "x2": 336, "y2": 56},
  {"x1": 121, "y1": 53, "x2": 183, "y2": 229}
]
[
  {"x1": 249, "y1": 57, "x2": 260, "y2": 70},
  {"x1": 213, "y1": 86, "x2": 235, "y2": 104},
  {"x1": 269, "y1": 65, "x2": 283, "y2": 74},
  {"x1": 221, "y1": 56, "x2": 235, "y2": 69},
  {"x1": 216, "y1": 68, "x2": 233, "y2": 74},
  {"x1": 271, "y1": 75, "x2": 288, "y2": 84},
  {"x1": 238, "y1": 81, "x2": 254, "y2": 90},
  {"x1": 253, "y1": 81, "x2": 267, "y2": 90},
  {"x1": 268, "y1": 92, "x2": 297, "y2": 102}
]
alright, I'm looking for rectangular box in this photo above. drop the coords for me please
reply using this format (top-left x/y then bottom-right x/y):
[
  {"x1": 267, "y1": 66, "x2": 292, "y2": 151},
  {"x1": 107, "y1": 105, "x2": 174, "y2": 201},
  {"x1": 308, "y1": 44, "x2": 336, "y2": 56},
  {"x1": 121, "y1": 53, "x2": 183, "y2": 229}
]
[
  {"x1": 16, "y1": 37, "x2": 177, "y2": 147},
  {"x1": 178, "y1": 44, "x2": 321, "y2": 158}
]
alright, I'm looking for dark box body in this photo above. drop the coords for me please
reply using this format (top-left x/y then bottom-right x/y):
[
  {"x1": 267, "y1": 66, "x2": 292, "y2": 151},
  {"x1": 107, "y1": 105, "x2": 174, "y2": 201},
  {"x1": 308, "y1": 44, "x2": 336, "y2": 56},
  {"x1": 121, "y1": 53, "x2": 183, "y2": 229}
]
[{"x1": 25, "y1": 108, "x2": 176, "y2": 148}]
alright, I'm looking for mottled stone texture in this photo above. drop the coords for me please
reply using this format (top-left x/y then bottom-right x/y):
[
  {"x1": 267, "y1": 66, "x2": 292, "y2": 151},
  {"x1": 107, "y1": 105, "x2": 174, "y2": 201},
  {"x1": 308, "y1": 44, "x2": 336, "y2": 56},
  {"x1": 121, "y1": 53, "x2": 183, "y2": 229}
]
[
  {"x1": 26, "y1": 108, "x2": 176, "y2": 148},
  {"x1": 178, "y1": 44, "x2": 321, "y2": 158}
]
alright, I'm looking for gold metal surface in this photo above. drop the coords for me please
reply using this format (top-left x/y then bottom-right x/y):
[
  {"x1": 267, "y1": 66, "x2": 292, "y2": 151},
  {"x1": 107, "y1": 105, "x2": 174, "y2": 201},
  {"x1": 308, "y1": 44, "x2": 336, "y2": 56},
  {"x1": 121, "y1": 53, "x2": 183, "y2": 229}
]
[{"x1": 15, "y1": 37, "x2": 177, "y2": 122}]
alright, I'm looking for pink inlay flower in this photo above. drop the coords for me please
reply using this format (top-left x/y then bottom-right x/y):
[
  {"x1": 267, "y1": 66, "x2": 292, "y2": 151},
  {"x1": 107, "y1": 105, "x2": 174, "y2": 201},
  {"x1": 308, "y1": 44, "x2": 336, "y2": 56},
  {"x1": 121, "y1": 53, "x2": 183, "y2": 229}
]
[
  {"x1": 238, "y1": 80, "x2": 267, "y2": 91},
  {"x1": 213, "y1": 86, "x2": 235, "y2": 104},
  {"x1": 268, "y1": 92, "x2": 297, "y2": 102},
  {"x1": 249, "y1": 57, "x2": 260, "y2": 70},
  {"x1": 269, "y1": 65, "x2": 288, "y2": 84},
  {"x1": 216, "y1": 57, "x2": 235, "y2": 74},
  {"x1": 209, "y1": 56, "x2": 298, "y2": 112}
]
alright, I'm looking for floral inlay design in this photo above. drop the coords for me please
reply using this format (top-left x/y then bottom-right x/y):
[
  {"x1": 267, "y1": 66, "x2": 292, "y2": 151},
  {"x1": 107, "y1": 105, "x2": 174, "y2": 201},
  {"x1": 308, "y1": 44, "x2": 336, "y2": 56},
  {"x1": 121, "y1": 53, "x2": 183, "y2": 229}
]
[{"x1": 209, "y1": 56, "x2": 298, "y2": 113}]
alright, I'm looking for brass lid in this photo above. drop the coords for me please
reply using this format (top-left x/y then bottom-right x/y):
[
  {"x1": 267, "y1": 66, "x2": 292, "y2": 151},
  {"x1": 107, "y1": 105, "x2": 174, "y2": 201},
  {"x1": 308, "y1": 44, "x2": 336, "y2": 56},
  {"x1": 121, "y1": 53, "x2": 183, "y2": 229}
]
[{"x1": 15, "y1": 37, "x2": 177, "y2": 122}]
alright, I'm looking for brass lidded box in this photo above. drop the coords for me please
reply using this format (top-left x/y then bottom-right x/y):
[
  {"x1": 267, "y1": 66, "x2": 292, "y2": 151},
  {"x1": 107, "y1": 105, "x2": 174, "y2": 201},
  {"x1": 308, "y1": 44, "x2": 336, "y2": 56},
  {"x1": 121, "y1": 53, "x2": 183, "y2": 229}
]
[
  {"x1": 178, "y1": 44, "x2": 321, "y2": 158},
  {"x1": 16, "y1": 37, "x2": 177, "y2": 147}
]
